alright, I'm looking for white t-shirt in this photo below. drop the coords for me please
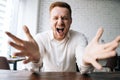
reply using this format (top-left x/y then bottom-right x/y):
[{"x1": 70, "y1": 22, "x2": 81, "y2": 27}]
[{"x1": 31, "y1": 29, "x2": 92, "y2": 74}]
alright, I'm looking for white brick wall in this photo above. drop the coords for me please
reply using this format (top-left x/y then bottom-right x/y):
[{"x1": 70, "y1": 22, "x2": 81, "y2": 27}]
[{"x1": 37, "y1": 0, "x2": 120, "y2": 55}]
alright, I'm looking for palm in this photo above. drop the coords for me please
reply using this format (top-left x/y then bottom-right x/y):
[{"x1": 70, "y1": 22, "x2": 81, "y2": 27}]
[{"x1": 20, "y1": 39, "x2": 39, "y2": 63}]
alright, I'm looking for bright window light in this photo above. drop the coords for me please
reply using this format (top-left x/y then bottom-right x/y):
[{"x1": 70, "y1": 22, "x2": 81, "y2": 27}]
[{"x1": 0, "y1": 0, "x2": 19, "y2": 57}]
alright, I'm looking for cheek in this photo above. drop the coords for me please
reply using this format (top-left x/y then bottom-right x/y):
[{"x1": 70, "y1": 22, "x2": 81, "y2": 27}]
[
  {"x1": 50, "y1": 20, "x2": 56, "y2": 28},
  {"x1": 51, "y1": 21, "x2": 57, "y2": 28},
  {"x1": 51, "y1": 23, "x2": 56, "y2": 30},
  {"x1": 65, "y1": 22, "x2": 71, "y2": 29}
]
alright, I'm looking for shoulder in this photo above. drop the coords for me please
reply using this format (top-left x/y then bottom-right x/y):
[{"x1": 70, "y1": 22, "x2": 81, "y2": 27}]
[
  {"x1": 69, "y1": 30, "x2": 87, "y2": 40},
  {"x1": 34, "y1": 30, "x2": 51, "y2": 41},
  {"x1": 69, "y1": 30, "x2": 88, "y2": 46}
]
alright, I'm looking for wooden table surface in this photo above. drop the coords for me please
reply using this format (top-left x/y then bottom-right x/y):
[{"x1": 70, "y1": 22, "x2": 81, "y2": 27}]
[{"x1": 0, "y1": 70, "x2": 120, "y2": 80}]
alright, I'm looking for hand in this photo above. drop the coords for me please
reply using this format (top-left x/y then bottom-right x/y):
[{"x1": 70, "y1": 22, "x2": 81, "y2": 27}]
[
  {"x1": 5, "y1": 25, "x2": 40, "y2": 64},
  {"x1": 83, "y1": 27, "x2": 120, "y2": 70}
]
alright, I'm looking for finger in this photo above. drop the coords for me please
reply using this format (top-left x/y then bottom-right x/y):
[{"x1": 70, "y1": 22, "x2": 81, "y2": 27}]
[
  {"x1": 5, "y1": 32, "x2": 24, "y2": 44},
  {"x1": 94, "y1": 27, "x2": 104, "y2": 42},
  {"x1": 97, "y1": 51, "x2": 116, "y2": 59},
  {"x1": 91, "y1": 60, "x2": 102, "y2": 70},
  {"x1": 103, "y1": 42, "x2": 113, "y2": 48},
  {"x1": 8, "y1": 41, "x2": 24, "y2": 50},
  {"x1": 114, "y1": 36, "x2": 120, "y2": 42},
  {"x1": 23, "y1": 25, "x2": 34, "y2": 40},
  {"x1": 14, "y1": 52, "x2": 27, "y2": 57},
  {"x1": 103, "y1": 39, "x2": 119, "y2": 51},
  {"x1": 105, "y1": 42, "x2": 118, "y2": 52}
]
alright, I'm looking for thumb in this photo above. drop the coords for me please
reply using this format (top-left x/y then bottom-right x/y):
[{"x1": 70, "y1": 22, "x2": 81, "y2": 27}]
[{"x1": 93, "y1": 27, "x2": 104, "y2": 42}]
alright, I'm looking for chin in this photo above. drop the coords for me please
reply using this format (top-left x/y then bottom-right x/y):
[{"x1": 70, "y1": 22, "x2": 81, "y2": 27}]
[{"x1": 56, "y1": 36, "x2": 65, "y2": 41}]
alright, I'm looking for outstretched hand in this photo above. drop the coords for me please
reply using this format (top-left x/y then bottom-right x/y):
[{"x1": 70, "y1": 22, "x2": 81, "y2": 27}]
[
  {"x1": 5, "y1": 25, "x2": 40, "y2": 64},
  {"x1": 83, "y1": 27, "x2": 120, "y2": 70}
]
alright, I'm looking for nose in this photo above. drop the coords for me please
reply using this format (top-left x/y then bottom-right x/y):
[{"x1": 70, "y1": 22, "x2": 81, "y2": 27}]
[{"x1": 57, "y1": 18, "x2": 63, "y2": 25}]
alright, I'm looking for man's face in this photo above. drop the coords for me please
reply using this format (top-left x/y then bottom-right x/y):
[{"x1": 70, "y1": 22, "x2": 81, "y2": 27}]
[{"x1": 50, "y1": 7, "x2": 72, "y2": 41}]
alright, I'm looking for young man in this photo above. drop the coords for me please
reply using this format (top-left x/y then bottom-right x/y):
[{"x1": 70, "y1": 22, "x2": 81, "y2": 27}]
[{"x1": 6, "y1": 1, "x2": 120, "y2": 74}]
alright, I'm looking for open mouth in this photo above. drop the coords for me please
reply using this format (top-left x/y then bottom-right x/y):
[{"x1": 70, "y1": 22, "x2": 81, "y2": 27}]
[{"x1": 56, "y1": 28, "x2": 64, "y2": 33}]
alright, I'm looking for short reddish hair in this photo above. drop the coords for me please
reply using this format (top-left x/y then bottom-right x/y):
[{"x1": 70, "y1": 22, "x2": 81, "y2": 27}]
[{"x1": 49, "y1": 1, "x2": 72, "y2": 17}]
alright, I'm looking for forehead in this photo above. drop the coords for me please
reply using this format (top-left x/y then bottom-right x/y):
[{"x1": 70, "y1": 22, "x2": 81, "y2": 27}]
[{"x1": 50, "y1": 7, "x2": 70, "y2": 17}]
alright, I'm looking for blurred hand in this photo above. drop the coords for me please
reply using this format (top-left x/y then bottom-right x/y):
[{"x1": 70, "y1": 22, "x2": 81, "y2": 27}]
[
  {"x1": 83, "y1": 27, "x2": 120, "y2": 70},
  {"x1": 5, "y1": 25, "x2": 40, "y2": 64}
]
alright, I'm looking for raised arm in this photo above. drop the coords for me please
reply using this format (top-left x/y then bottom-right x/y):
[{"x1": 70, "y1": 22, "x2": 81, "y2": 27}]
[
  {"x1": 5, "y1": 25, "x2": 40, "y2": 64},
  {"x1": 83, "y1": 27, "x2": 120, "y2": 70}
]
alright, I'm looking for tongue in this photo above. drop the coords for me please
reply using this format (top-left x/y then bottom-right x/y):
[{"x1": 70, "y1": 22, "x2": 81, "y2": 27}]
[{"x1": 58, "y1": 30, "x2": 63, "y2": 36}]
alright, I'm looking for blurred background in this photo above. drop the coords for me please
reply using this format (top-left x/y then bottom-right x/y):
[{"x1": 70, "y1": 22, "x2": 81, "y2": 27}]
[{"x1": 0, "y1": 0, "x2": 120, "y2": 70}]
